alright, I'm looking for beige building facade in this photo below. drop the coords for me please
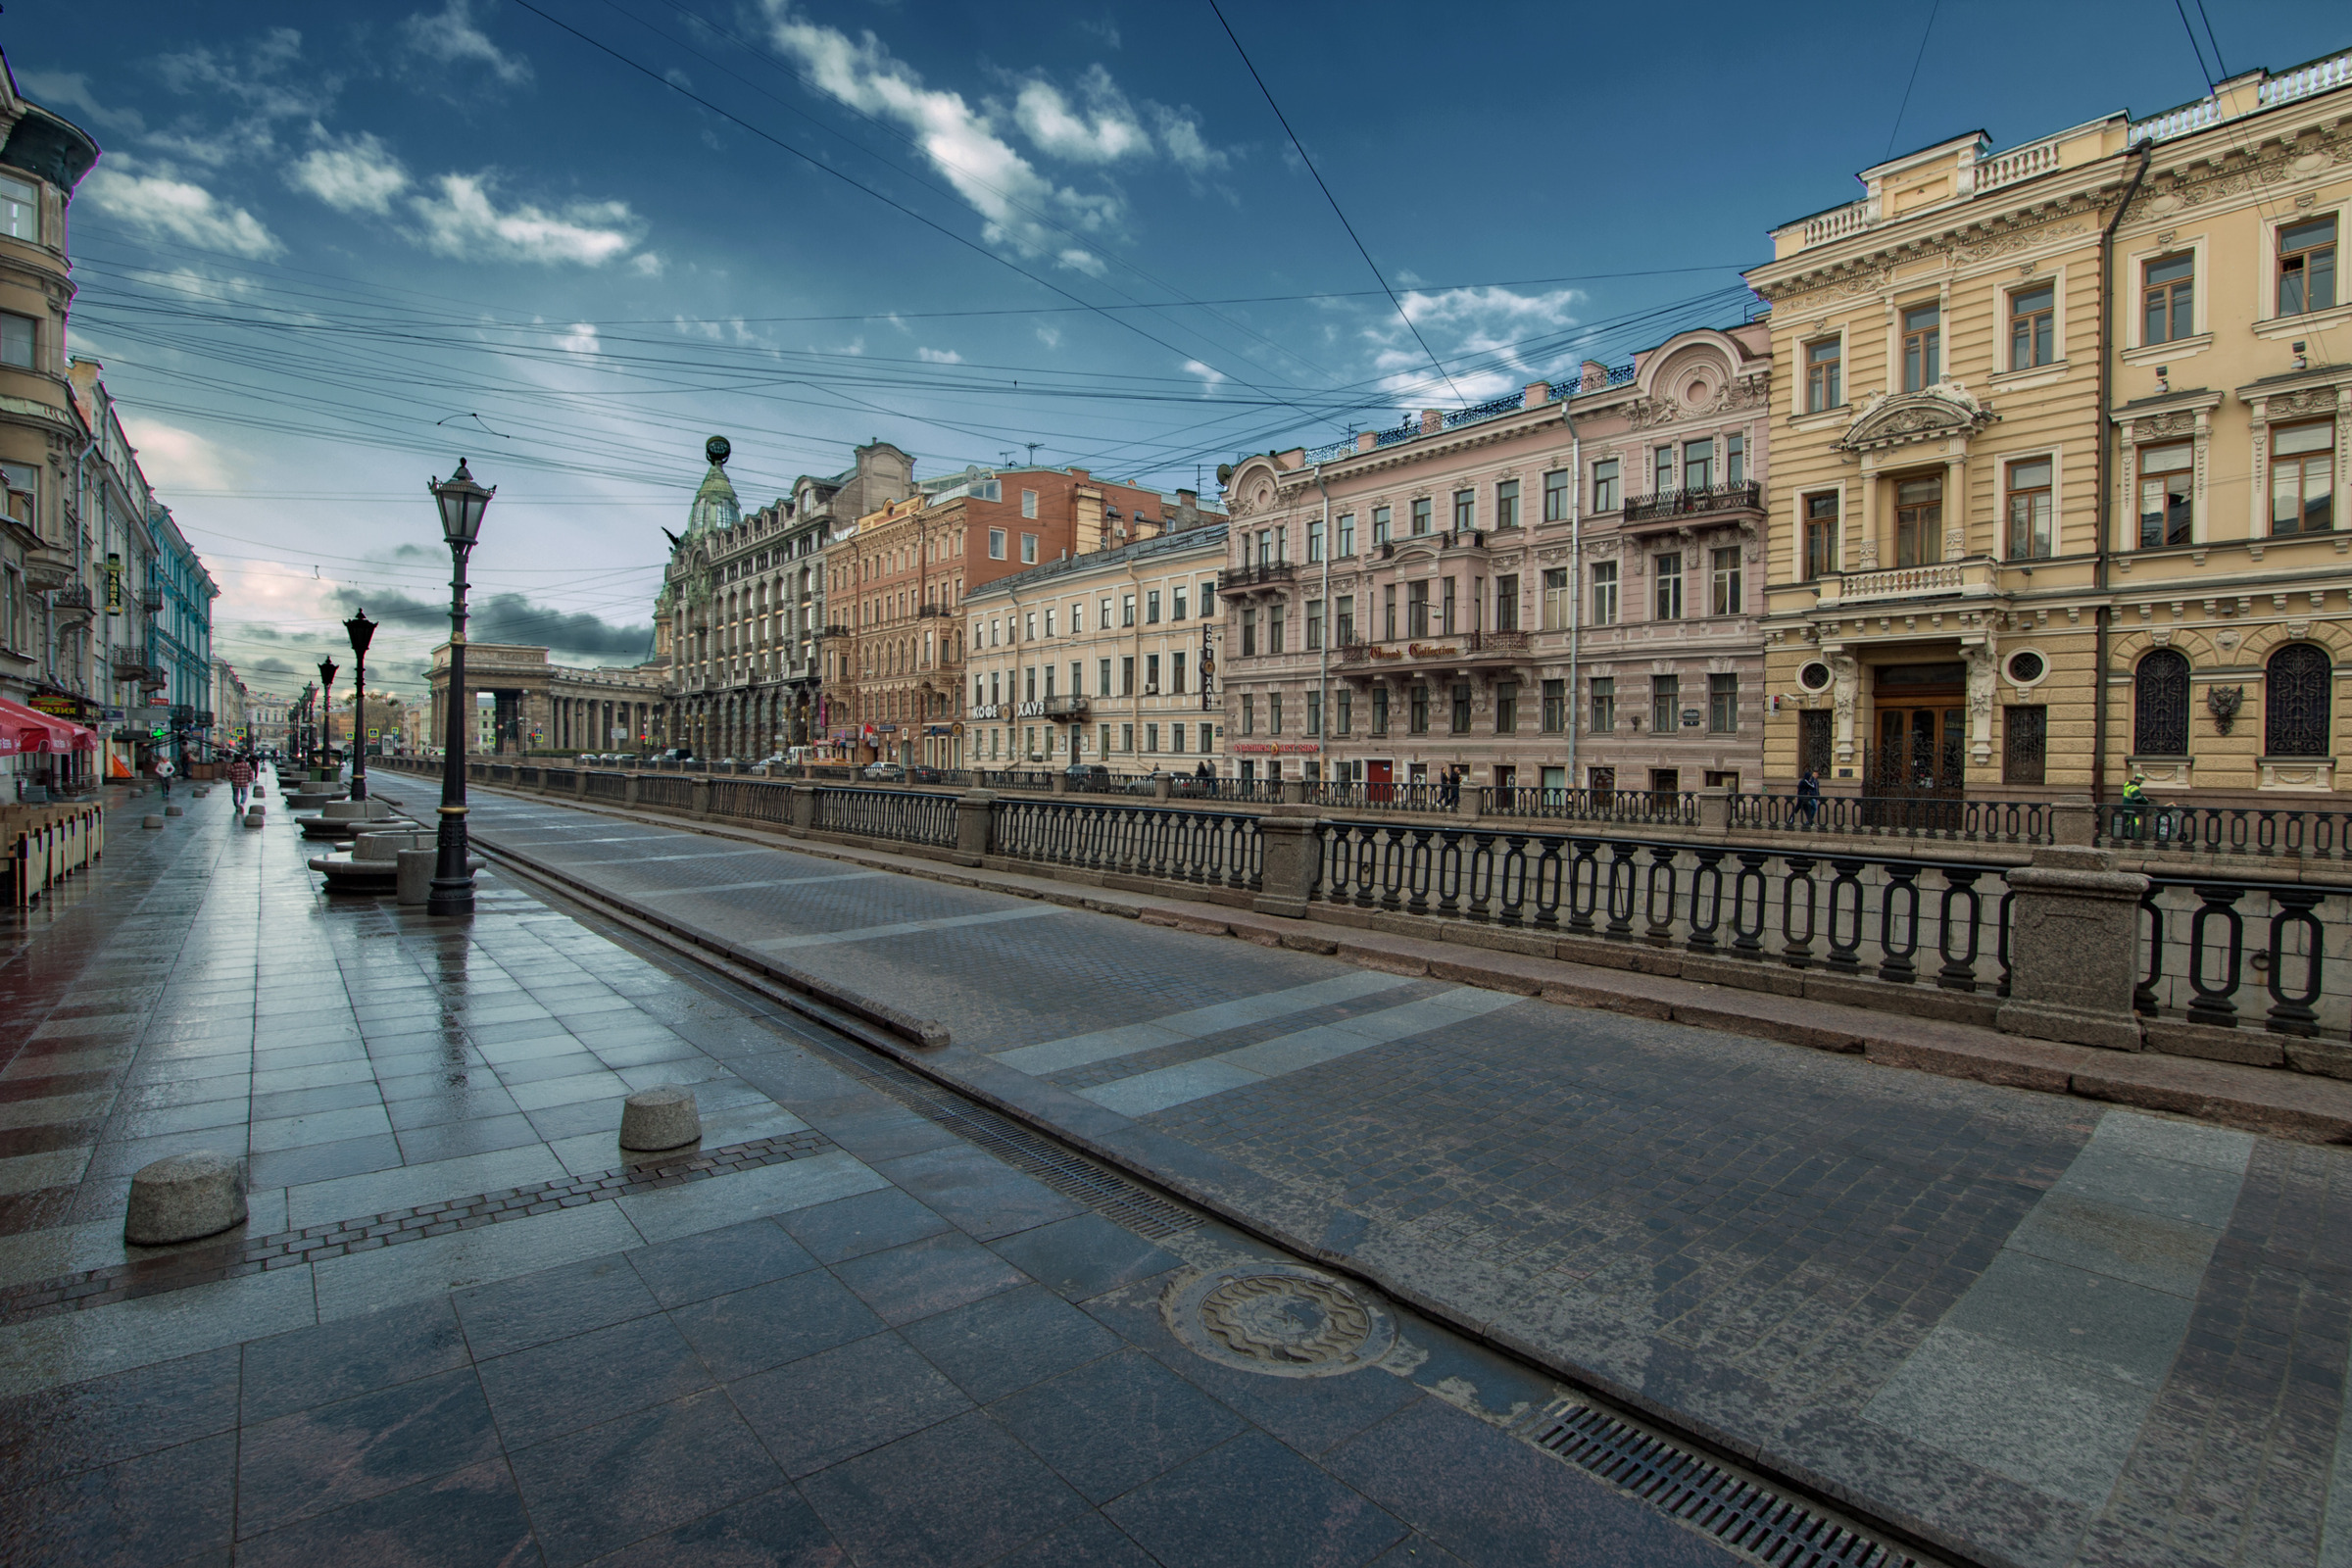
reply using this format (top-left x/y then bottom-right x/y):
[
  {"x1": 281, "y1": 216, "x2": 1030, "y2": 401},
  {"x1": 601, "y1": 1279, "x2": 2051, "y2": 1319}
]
[{"x1": 1749, "y1": 46, "x2": 2352, "y2": 806}]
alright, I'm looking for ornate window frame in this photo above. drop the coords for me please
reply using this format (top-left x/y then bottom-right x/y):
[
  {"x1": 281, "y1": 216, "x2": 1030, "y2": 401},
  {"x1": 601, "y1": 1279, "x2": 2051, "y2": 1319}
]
[
  {"x1": 2240, "y1": 372, "x2": 2351, "y2": 548},
  {"x1": 2110, "y1": 390, "x2": 2221, "y2": 551}
]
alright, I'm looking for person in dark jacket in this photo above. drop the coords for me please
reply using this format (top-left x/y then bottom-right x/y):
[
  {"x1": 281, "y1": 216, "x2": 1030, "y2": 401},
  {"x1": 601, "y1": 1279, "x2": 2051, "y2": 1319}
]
[{"x1": 1796, "y1": 769, "x2": 1821, "y2": 823}]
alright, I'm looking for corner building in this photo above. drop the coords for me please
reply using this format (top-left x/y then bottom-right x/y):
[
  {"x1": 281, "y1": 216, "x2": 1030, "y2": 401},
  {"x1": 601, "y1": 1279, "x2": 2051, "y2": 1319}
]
[
  {"x1": 1748, "y1": 45, "x2": 2352, "y2": 805},
  {"x1": 1218, "y1": 329, "x2": 1771, "y2": 794}
]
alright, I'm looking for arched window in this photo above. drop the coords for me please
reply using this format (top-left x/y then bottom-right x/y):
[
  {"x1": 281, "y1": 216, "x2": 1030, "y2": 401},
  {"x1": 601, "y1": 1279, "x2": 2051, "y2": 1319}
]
[
  {"x1": 2133, "y1": 649, "x2": 2190, "y2": 756},
  {"x1": 2266, "y1": 642, "x2": 2332, "y2": 757}
]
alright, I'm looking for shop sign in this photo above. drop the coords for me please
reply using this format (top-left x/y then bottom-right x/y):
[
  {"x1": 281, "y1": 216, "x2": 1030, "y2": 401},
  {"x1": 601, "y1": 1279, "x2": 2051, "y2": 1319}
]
[
  {"x1": 1406, "y1": 644, "x2": 1457, "y2": 659},
  {"x1": 970, "y1": 703, "x2": 1002, "y2": 719},
  {"x1": 1231, "y1": 741, "x2": 1321, "y2": 755},
  {"x1": 104, "y1": 554, "x2": 122, "y2": 613},
  {"x1": 29, "y1": 692, "x2": 83, "y2": 719}
]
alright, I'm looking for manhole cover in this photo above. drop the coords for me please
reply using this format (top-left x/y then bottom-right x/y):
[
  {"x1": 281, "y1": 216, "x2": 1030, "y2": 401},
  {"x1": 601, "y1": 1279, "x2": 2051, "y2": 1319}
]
[{"x1": 1167, "y1": 1264, "x2": 1395, "y2": 1378}]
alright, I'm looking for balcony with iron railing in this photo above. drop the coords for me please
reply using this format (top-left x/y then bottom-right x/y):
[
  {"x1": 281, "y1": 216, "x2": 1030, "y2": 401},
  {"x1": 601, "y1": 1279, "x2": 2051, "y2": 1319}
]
[
  {"x1": 1218, "y1": 563, "x2": 1296, "y2": 596},
  {"x1": 1622, "y1": 481, "x2": 1765, "y2": 529},
  {"x1": 51, "y1": 582, "x2": 93, "y2": 622},
  {"x1": 139, "y1": 587, "x2": 164, "y2": 614}
]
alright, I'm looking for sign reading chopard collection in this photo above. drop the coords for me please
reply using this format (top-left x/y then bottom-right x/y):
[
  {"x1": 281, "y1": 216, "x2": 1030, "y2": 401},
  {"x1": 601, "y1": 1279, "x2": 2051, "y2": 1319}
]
[{"x1": 1231, "y1": 742, "x2": 1320, "y2": 755}]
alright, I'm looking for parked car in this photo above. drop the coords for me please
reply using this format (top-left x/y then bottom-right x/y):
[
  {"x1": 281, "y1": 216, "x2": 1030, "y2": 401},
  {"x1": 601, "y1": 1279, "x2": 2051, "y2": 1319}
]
[
  {"x1": 863, "y1": 761, "x2": 906, "y2": 781},
  {"x1": 1064, "y1": 762, "x2": 1109, "y2": 785},
  {"x1": 908, "y1": 765, "x2": 946, "y2": 785}
]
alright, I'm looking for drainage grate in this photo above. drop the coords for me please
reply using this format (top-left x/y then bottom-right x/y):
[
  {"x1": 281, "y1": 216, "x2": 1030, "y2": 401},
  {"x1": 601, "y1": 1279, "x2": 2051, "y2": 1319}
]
[{"x1": 1523, "y1": 1400, "x2": 1924, "y2": 1568}]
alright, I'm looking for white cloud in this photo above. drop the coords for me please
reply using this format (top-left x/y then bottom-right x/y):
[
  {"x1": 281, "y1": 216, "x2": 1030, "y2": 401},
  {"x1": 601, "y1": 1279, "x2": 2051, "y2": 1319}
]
[
  {"x1": 148, "y1": 27, "x2": 329, "y2": 165},
  {"x1": 83, "y1": 159, "x2": 282, "y2": 259},
  {"x1": 1182, "y1": 360, "x2": 1225, "y2": 396},
  {"x1": 409, "y1": 173, "x2": 641, "y2": 267},
  {"x1": 122, "y1": 417, "x2": 238, "y2": 491},
  {"x1": 285, "y1": 132, "x2": 411, "y2": 216},
  {"x1": 402, "y1": 0, "x2": 533, "y2": 85},
  {"x1": 629, "y1": 251, "x2": 666, "y2": 277},
  {"x1": 1035, "y1": 325, "x2": 1062, "y2": 349},
  {"x1": 16, "y1": 71, "x2": 145, "y2": 134},
  {"x1": 1012, "y1": 67, "x2": 1150, "y2": 164},
  {"x1": 762, "y1": 4, "x2": 1123, "y2": 269},
  {"x1": 916, "y1": 346, "x2": 962, "y2": 364},
  {"x1": 1399, "y1": 285, "x2": 1581, "y2": 328},
  {"x1": 1056, "y1": 248, "x2": 1107, "y2": 277},
  {"x1": 1370, "y1": 286, "x2": 1587, "y2": 406},
  {"x1": 555, "y1": 322, "x2": 601, "y2": 355},
  {"x1": 1152, "y1": 106, "x2": 1226, "y2": 174}
]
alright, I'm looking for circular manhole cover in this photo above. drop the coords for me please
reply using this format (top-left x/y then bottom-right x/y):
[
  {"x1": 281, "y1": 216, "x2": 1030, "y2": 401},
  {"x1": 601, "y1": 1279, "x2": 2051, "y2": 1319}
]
[{"x1": 1167, "y1": 1264, "x2": 1395, "y2": 1378}]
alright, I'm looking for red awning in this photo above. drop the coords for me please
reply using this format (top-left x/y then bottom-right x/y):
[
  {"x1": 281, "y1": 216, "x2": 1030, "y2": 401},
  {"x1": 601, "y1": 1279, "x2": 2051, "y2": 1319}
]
[{"x1": 0, "y1": 698, "x2": 93, "y2": 754}]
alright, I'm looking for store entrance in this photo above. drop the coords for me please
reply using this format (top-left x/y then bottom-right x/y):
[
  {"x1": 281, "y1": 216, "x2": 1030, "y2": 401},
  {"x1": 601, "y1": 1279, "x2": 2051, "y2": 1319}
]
[{"x1": 1868, "y1": 662, "x2": 1966, "y2": 798}]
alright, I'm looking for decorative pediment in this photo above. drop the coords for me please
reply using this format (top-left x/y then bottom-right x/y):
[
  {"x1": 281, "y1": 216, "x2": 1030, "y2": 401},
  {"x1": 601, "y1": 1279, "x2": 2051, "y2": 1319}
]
[{"x1": 1837, "y1": 385, "x2": 1995, "y2": 455}]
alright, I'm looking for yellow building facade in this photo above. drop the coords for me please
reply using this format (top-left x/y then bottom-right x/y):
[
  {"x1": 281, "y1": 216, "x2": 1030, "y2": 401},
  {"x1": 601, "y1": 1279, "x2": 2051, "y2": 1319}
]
[{"x1": 1750, "y1": 49, "x2": 2352, "y2": 807}]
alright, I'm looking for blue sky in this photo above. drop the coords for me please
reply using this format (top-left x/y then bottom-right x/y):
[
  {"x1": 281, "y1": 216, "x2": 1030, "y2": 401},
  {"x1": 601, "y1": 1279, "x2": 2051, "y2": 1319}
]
[{"x1": 8, "y1": 0, "x2": 2346, "y2": 701}]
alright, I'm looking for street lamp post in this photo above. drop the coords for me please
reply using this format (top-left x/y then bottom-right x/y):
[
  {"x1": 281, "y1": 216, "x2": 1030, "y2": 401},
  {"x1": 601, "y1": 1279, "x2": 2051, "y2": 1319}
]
[
  {"x1": 344, "y1": 608, "x2": 376, "y2": 802},
  {"x1": 317, "y1": 659, "x2": 338, "y2": 781},
  {"x1": 428, "y1": 459, "x2": 494, "y2": 916}
]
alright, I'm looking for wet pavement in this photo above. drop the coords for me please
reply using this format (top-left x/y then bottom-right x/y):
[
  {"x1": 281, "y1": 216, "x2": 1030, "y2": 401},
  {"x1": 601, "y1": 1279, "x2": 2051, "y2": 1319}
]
[
  {"x1": 0, "y1": 772, "x2": 1762, "y2": 1566},
  {"x1": 438, "y1": 786, "x2": 2352, "y2": 1568}
]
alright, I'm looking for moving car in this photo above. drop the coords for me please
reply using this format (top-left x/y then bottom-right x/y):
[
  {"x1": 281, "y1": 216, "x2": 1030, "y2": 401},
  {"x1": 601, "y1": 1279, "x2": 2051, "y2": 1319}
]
[{"x1": 863, "y1": 761, "x2": 906, "y2": 781}]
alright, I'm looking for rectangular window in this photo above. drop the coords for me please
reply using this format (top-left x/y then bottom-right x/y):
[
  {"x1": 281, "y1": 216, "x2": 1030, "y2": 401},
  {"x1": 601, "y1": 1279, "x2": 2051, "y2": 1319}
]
[
  {"x1": 1804, "y1": 493, "x2": 1840, "y2": 578},
  {"x1": 1121, "y1": 593, "x2": 1136, "y2": 627},
  {"x1": 1494, "y1": 680, "x2": 1518, "y2": 733},
  {"x1": 1804, "y1": 337, "x2": 1841, "y2": 413},
  {"x1": 1043, "y1": 665, "x2": 1056, "y2": 700},
  {"x1": 1410, "y1": 498, "x2": 1432, "y2": 535},
  {"x1": 1589, "y1": 676, "x2": 1614, "y2": 735},
  {"x1": 1539, "y1": 567, "x2": 1568, "y2": 630},
  {"x1": 1201, "y1": 578, "x2": 1217, "y2": 613},
  {"x1": 1371, "y1": 686, "x2": 1389, "y2": 735},
  {"x1": 1120, "y1": 657, "x2": 1135, "y2": 697},
  {"x1": 1383, "y1": 585, "x2": 1396, "y2": 640},
  {"x1": 1306, "y1": 690, "x2": 1322, "y2": 736},
  {"x1": 0, "y1": 311, "x2": 31, "y2": 370},
  {"x1": 1100, "y1": 596, "x2": 1112, "y2": 629},
  {"x1": 1024, "y1": 666, "x2": 1038, "y2": 701},
  {"x1": 1709, "y1": 546, "x2": 1742, "y2": 615},
  {"x1": 1021, "y1": 533, "x2": 1039, "y2": 564},
  {"x1": 1306, "y1": 598, "x2": 1324, "y2": 650},
  {"x1": 1895, "y1": 474, "x2": 1943, "y2": 566},
  {"x1": 1372, "y1": 506, "x2": 1392, "y2": 546},
  {"x1": 2008, "y1": 284, "x2": 2055, "y2": 370},
  {"x1": 1307, "y1": 516, "x2": 1324, "y2": 562},
  {"x1": 1544, "y1": 469, "x2": 1571, "y2": 521},
  {"x1": 1145, "y1": 590, "x2": 1160, "y2": 623},
  {"x1": 1145, "y1": 654, "x2": 1160, "y2": 692},
  {"x1": 1099, "y1": 657, "x2": 1112, "y2": 695},
  {"x1": 1542, "y1": 678, "x2": 1566, "y2": 734},
  {"x1": 1449, "y1": 683, "x2": 1472, "y2": 734},
  {"x1": 1336, "y1": 688, "x2": 1352, "y2": 735},
  {"x1": 1708, "y1": 672, "x2": 1739, "y2": 734},
  {"x1": 1653, "y1": 445, "x2": 1674, "y2": 494},
  {"x1": 2271, "y1": 420, "x2": 2335, "y2": 536},
  {"x1": 1335, "y1": 595, "x2": 1354, "y2": 646},
  {"x1": 1452, "y1": 489, "x2": 1476, "y2": 532},
  {"x1": 1494, "y1": 574, "x2": 1519, "y2": 632},
  {"x1": 1172, "y1": 722, "x2": 1187, "y2": 753},
  {"x1": 1406, "y1": 580, "x2": 1429, "y2": 638},
  {"x1": 1494, "y1": 478, "x2": 1519, "y2": 529},
  {"x1": 1337, "y1": 513, "x2": 1355, "y2": 556},
  {"x1": 1146, "y1": 723, "x2": 1159, "y2": 753},
  {"x1": 1172, "y1": 586, "x2": 1188, "y2": 619},
  {"x1": 1099, "y1": 724, "x2": 1110, "y2": 756},
  {"x1": 1901, "y1": 303, "x2": 1940, "y2": 391},
  {"x1": 1268, "y1": 604, "x2": 1285, "y2": 654},
  {"x1": 1172, "y1": 652, "x2": 1187, "y2": 693},
  {"x1": 1592, "y1": 458, "x2": 1620, "y2": 513},
  {"x1": 1240, "y1": 609, "x2": 1256, "y2": 658},
  {"x1": 2003, "y1": 705, "x2": 2047, "y2": 786},
  {"x1": 1441, "y1": 576, "x2": 1455, "y2": 635},
  {"x1": 1070, "y1": 660, "x2": 1082, "y2": 696},
  {"x1": 1650, "y1": 674, "x2": 1680, "y2": 735},
  {"x1": 1408, "y1": 683, "x2": 1430, "y2": 734},
  {"x1": 1682, "y1": 438, "x2": 1714, "y2": 492},
  {"x1": 2137, "y1": 443, "x2": 2193, "y2": 548},
  {"x1": 1275, "y1": 524, "x2": 1288, "y2": 562},
  {"x1": 1269, "y1": 692, "x2": 1283, "y2": 734},
  {"x1": 1589, "y1": 562, "x2": 1617, "y2": 626},
  {"x1": 1024, "y1": 612, "x2": 1037, "y2": 642},
  {"x1": 2278, "y1": 216, "x2": 2337, "y2": 317},
  {"x1": 2006, "y1": 458, "x2": 2054, "y2": 559},
  {"x1": 1020, "y1": 488, "x2": 1038, "y2": 518},
  {"x1": 1120, "y1": 723, "x2": 1134, "y2": 752},
  {"x1": 1726, "y1": 432, "x2": 1745, "y2": 486},
  {"x1": 2143, "y1": 253, "x2": 2193, "y2": 345},
  {"x1": 1043, "y1": 608, "x2": 1056, "y2": 638},
  {"x1": 1652, "y1": 553, "x2": 1683, "y2": 620},
  {"x1": 0, "y1": 174, "x2": 35, "y2": 242}
]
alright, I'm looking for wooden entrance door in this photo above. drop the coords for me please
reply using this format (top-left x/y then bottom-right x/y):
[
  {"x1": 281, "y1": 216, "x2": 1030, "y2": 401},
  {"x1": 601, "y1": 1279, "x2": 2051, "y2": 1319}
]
[{"x1": 1868, "y1": 662, "x2": 1967, "y2": 798}]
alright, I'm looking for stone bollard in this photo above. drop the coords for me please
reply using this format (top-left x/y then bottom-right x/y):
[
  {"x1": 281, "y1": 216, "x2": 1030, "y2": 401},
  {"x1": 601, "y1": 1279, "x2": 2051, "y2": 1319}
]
[
  {"x1": 244, "y1": 811, "x2": 267, "y2": 829},
  {"x1": 1996, "y1": 846, "x2": 2150, "y2": 1051},
  {"x1": 1250, "y1": 806, "x2": 1322, "y2": 920},
  {"x1": 165, "y1": 805, "x2": 184, "y2": 817},
  {"x1": 1152, "y1": 773, "x2": 1173, "y2": 801},
  {"x1": 954, "y1": 789, "x2": 996, "y2": 862},
  {"x1": 142, "y1": 814, "x2": 164, "y2": 830},
  {"x1": 124, "y1": 1151, "x2": 247, "y2": 1244},
  {"x1": 2048, "y1": 794, "x2": 2098, "y2": 848},
  {"x1": 395, "y1": 847, "x2": 435, "y2": 905},
  {"x1": 788, "y1": 783, "x2": 818, "y2": 833},
  {"x1": 1696, "y1": 787, "x2": 1732, "y2": 834},
  {"x1": 619, "y1": 1085, "x2": 701, "y2": 1151}
]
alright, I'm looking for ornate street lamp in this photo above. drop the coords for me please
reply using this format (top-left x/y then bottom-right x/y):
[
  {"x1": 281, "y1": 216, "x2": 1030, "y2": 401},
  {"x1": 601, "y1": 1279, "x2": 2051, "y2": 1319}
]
[
  {"x1": 344, "y1": 607, "x2": 376, "y2": 802},
  {"x1": 428, "y1": 458, "x2": 493, "y2": 916},
  {"x1": 317, "y1": 658, "x2": 338, "y2": 777}
]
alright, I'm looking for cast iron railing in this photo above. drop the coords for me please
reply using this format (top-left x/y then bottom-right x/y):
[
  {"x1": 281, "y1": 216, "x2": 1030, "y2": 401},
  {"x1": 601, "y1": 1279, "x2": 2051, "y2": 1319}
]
[
  {"x1": 1310, "y1": 819, "x2": 2012, "y2": 991},
  {"x1": 541, "y1": 768, "x2": 577, "y2": 791},
  {"x1": 1485, "y1": 787, "x2": 1700, "y2": 828},
  {"x1": 1308, "y1": 781, "x2": 1455, "y2": 814},
  {"x1": 1736, "y1": 793, "x2": 2050, "y2": 845},
  {"x1": 993, "y1": 798, "x2": 1262, "y2": 890},
  {"x1": 978, "y1": 769, "x2": 1056, "y2": 791},
  {"x1": 815, "y1": 787, "x2": 956, "y2": 848},
  {"x1": 710, "y1": 779, "x2": 789, "y2": 824},
  {"x1": 2100, "y1": 803, "x2": 2352, "y2": 859},
  {"x1": 584, "y1": 772, "x2": 626, "y2": 802},
  {"x1": 1622, "y1": 480, "x2": 1765, "y2": 524},
  {"x1": 639, "y1": 775, "x2": 694, "y2": 809},
  {"x1": 2136, "y1": 877, "x2": 2352, "y2": 1039}
]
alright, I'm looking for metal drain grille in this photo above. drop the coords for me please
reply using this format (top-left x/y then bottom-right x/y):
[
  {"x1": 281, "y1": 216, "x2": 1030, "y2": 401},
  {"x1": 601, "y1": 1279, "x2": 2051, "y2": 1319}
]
[{"x1": 1524, "y1": 1400, "x2": 1922, "y2": 1568}]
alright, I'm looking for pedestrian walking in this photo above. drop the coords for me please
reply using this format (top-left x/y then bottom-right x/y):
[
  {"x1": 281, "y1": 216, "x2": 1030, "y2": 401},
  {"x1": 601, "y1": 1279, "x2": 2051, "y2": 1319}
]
[
  {"x1": 154, "y1": 755, "x2": 174, "y2": 800},
  {"x1": 1797, "y1": 769, "x2": 1821, "y2": 824},
  {"x1": 1439, "y1": 764, "x2": 1461, "y2": 808},
  {"x1": 2120, "y1": 772, "x2": 2148, "y2": 841},
  {"x1": 228, "y1": 752, "x2": 255, "y2": 812}
]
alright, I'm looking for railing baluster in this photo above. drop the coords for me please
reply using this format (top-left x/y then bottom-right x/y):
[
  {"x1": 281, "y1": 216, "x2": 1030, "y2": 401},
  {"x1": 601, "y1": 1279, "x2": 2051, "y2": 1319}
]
[
  {"x1": 2184, "y1": 883, "x2": 2246, "y2": 1027},
  {"x1": 2264, "y1": 888, "x2": 2326, "y2": 1037},
  {"x1": 1642, "y1": 846, "x2": 1678, "y2": 948},
  {"x1": 1936, "y1": 868, "x2": 1983, "y2": 992}
]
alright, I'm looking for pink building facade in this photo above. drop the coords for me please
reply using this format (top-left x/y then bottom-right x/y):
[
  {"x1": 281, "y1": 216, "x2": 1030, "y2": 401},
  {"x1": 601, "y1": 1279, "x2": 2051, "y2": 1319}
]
[{"x1": 1217, "y1": 324, "x2": 1772, "y2": 795}]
